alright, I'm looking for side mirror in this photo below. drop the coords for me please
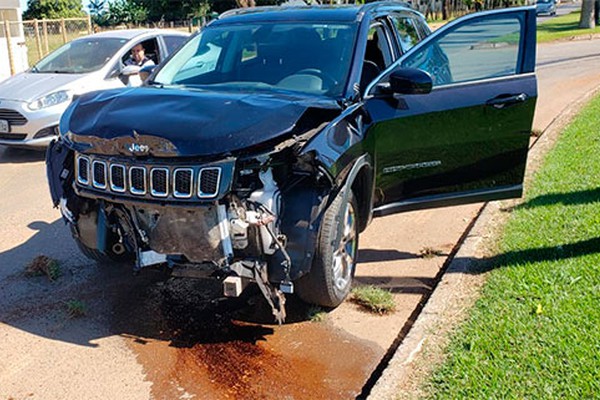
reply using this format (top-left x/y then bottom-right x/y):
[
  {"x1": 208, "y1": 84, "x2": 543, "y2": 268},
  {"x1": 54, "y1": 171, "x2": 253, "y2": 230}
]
[
  {"x1": 388, "y1": 68, "x2": 433, "y2": 95},
  {"x1": 139, "y1": 64, "x2": 156, "y2": 82},
  {"x1": 121, "y1": 65, "x2": 141, "y2": 76}
]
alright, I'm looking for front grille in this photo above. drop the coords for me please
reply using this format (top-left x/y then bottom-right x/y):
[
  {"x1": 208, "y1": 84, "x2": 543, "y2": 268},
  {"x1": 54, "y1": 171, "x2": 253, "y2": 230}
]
[
  {"x1": 110, "y1": 165, "x2": 126, "y2": 192},
  {"x1": 92, "y1": 161, "x2": 107, "y2": 189},
  {"x1": 77, "y1": 157, "x2": 90, "y2": 185},
  {"x1": 0, "y1": 133, "x2": 26, "y2": 141},
  {"x1": 151, "y1": 168, "x2": 168, "y2": 197},
  {"x1": 174, "y1": 169, "x2": 193, "y2": 198},
  {"x1": 75, "y1": 154, "x2": 224, "y2": 201},
  {"x1": 0, "y1": 109, "x2": 27, "y2": 126},
  {"x1": 130, "y1": 167, "x2": 146, "y2": 195},
  {"x1": 199, "y1": 168, "x2": 221, "y2": 198}
]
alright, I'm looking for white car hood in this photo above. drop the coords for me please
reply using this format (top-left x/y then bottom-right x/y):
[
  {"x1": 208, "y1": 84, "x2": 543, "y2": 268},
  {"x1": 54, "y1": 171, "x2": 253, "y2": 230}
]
[{"x1": 0, "y1": 72, "x2": 94, "y2": 103}]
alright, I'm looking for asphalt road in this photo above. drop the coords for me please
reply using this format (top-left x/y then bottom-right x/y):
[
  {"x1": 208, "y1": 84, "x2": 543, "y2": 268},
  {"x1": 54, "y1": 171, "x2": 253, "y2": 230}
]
[{"x1": 1, "y1": 36, "x2": 600, "y2": 399}]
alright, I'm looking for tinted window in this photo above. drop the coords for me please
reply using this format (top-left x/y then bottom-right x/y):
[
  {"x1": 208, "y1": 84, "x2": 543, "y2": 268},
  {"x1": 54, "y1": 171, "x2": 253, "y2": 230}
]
[
  {"x1": 390, "y1": 15, "x2": 421, "y2": 52},
  {"x1": 401, "y1": 16, "x2": 522, "y2": 87},
  {"x1": 155, "y1": 23, "x2": 357, "y2": 97},
  {"x1": 163, "y1": 35, "x2": 187, "y2": 54},
  {"x1": 34, "y1": 38, "x2": 126, "y2": 74}
]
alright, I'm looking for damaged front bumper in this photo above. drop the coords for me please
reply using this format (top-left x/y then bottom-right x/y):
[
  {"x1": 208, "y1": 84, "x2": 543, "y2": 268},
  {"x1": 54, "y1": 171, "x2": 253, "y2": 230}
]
[{"x1": 47, "y1": 141, "x2": 330, "y2": 323}]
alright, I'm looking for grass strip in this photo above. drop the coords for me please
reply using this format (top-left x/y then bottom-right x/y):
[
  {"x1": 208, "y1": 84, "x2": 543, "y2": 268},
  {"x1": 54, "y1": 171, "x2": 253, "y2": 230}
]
[
  {"x1": 424, "y1": 92, "x2": 600, "y2": 398},
  {"x1": 538, "y1": 10, "x2": 600, "y2": 43}
]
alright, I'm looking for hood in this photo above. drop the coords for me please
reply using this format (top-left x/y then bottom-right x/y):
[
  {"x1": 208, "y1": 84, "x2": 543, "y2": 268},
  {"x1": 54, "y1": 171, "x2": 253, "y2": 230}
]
[
  {"x1": 0, "y1": 72, "x2": 90, "y2": 103},
  {"x1": 61, "y1": 87, "x2": 341, "y2": 158}
]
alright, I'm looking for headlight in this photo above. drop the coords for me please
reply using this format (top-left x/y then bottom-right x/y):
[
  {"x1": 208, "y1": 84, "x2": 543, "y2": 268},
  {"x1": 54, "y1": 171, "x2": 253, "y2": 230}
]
[{"x1": 28, "y1": 90, "x2": 72, "y2": 111}]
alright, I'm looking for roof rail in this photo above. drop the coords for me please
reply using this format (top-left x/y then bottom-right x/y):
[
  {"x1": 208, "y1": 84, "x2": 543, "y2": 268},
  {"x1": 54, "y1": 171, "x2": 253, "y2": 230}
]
[{"x1": 217, "y1": 1, "x2": 414, "y2": 21}]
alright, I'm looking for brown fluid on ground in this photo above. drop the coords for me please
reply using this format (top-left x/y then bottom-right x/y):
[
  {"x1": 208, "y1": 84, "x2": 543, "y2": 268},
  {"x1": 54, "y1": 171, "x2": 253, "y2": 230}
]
[{"x1": 112, "y1": 277, "x2": 381, "y2": 400}]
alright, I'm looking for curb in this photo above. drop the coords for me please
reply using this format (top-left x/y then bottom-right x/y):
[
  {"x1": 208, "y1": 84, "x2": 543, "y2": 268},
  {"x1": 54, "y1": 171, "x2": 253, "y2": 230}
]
[{"x1": 366, "y1": 84, "x2": 600, "y2": 399}]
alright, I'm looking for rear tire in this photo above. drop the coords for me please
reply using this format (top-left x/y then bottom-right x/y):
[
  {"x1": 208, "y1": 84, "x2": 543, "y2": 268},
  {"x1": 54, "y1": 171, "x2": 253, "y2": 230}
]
[{"x1": 296, "y1": 191, "x2": 359, "y2": 308}]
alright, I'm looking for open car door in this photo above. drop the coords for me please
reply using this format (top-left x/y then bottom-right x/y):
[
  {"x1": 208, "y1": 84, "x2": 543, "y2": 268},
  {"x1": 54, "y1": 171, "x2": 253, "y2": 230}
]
[{"x1": 366, "y1": 7, "x2": 537, "y2": 216}]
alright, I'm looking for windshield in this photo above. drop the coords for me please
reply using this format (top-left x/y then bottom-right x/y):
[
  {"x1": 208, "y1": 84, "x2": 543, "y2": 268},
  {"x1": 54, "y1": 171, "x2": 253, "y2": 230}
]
[
  {"x1": 154, "y1": 22, "x2": 357, "y2": 97},
  {"x1": 33, "y1": 37, "x2": 127, "y2": 74}
]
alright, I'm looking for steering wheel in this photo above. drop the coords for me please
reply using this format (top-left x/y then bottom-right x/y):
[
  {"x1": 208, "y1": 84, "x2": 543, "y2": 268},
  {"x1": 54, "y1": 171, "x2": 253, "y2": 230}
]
[{"x1": 294, "y1": 68, "x2": 338, "y2": 91}]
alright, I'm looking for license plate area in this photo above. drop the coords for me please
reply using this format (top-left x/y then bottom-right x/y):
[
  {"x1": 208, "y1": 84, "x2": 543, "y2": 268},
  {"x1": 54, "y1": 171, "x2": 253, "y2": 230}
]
[{"x1": 0, "y1": 119, "x2": 9, "y2": 133}]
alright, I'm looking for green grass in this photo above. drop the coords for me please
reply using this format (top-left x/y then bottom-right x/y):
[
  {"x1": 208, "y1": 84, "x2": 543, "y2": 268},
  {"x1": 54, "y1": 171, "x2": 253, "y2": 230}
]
[
  {"x1": 307, "y1": 306, "x2": 327, "y2": 322},
  {"x1": 65, "y1": 300, "x2": 87, "y2": 319},
  {"x1": 538, "y1": 10, "x2": 600, "y2": 43},
  {"x1": 424, "y1": 93, "x2": 600, "y2": 398},
  {"x1": 351, "y1": 285, "x2": 396, "y2": 314}
]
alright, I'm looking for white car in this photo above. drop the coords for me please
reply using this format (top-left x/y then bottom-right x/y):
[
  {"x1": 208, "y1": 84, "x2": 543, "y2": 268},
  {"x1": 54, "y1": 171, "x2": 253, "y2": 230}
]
[{"x1": 0, "y1": 29, "x2": 188, "y2": 149}]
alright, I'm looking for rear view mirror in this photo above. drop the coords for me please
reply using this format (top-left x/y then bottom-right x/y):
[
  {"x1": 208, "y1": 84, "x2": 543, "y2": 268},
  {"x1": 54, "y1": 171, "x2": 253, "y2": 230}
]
[{"x1": 388, "y1": 68, "x2": 433, "y2": 95}]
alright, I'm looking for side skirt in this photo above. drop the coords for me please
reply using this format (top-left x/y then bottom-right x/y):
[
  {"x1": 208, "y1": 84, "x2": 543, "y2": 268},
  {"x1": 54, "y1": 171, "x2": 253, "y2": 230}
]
[{"x1": 372, "y1": 184, "x2": 522, "y2": 217}]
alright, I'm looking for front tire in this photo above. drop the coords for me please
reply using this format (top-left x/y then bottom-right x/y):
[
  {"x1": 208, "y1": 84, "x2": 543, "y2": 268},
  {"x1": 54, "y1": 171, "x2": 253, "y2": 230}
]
[{"x1": 296, "y1": 191, "x2": 359, "y2": 308}]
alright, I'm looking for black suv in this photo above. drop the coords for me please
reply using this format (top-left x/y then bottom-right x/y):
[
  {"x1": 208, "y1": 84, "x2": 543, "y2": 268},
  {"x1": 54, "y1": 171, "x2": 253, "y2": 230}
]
[{"x1": 47, "y1": 2, "x2": 537, "y2": 322}]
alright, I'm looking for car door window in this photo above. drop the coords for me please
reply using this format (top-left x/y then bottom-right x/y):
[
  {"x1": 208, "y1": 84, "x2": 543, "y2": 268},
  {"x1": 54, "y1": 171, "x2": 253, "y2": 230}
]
[
  {"x1": 163, "y1": 35, "x2": 187, "y2": 55},
  {"x1": 389, "y1": 15, "x2": 421, "y2": 53},
  {"x1": 121, "y1": 38, "x2": 160, "y2": 65},
  {"x1": 401, "y1": 15, "x2": 523, "y2": 87},
  {"x1": 365, "y1": 23, "x2": 394, "y2": 70},
  {"x1": 361, "y1": 22, "x2": 395, "y2": 92}
]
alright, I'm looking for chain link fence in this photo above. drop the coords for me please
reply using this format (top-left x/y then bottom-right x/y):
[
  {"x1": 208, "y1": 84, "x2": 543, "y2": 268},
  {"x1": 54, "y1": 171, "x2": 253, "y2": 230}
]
[
  {"x1": 22, "y1": 18, "x2": 92, "y2": 66},
  {"x1": 0, "y1": 16, "x2": 198, "y2": 78}
]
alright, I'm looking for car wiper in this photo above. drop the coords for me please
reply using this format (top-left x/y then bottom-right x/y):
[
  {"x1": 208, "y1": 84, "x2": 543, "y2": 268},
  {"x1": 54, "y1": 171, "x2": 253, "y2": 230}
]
[{"x1": 146, "y1": 80, "x2": 164, "y2": 88}]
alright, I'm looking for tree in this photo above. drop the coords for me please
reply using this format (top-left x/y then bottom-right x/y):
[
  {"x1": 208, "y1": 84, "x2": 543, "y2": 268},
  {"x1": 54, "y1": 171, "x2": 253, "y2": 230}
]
[
  {"x1": 88, "y1": 0, "x2": 109, "y2": 26},
  {"x1": 23, "y1": 0, "x2": 86, "y2": 19},
  {"x1": 107, "y1": 0, "x2": 148, "y2": 26},
  {"x1": 579, "y1": 0, "x2": 596, "y2": 28}
]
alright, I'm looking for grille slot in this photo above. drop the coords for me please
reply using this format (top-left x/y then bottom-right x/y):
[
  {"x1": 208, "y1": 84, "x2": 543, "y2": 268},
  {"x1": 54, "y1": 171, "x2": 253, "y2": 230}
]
[
  {"x1": 92, "y1": 161, "x2": 107, "y2": 189},
  {"x1": 130, "y1": 167, "x2": 146, "y2": 195},
  {"x1": 173, "y1": 169, "x2": 193, "y2": 198},
  {"x1": 198, "y1": 168, "x2": 221, "y2": 198},
  {"x1": 110, "y1": 164, "x2": 126, "y2": 192},
  {"x1": 77, "y1": 156, "x2": 90, "y2": 185},
  {"x1": 0, "y1": 133, "x2": 26, "y2": 140},
  {"x1": 0, "y1": 109, "x2": 27, "y2": 126},
  {"x1": 151, "y1": 168, "x2": 169, "y2": 197}
]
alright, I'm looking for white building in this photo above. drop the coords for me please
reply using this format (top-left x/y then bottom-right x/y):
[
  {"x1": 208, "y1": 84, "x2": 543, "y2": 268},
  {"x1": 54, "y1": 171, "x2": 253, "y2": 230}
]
[{"x1": 0, "y1": 0, "x2": 28, "y2": 83}]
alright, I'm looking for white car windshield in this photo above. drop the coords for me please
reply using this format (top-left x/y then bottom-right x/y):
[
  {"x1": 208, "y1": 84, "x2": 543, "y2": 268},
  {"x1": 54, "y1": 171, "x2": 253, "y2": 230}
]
[
  {"x1": 154, "y1": 22, "x2": 357, "y2": 97},
  {"x1": 33, "y1": 37, "x2": 127, "y2": 74}
]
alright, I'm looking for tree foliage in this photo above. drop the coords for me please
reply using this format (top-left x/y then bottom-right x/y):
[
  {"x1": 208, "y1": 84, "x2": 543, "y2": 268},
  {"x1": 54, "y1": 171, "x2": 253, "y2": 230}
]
[
  {"x1": 23, "y1": 0, "x2": 86, "y2": 19},
  {"x1": 107, "y1": 0, "x2": 149, "y2": 26}
]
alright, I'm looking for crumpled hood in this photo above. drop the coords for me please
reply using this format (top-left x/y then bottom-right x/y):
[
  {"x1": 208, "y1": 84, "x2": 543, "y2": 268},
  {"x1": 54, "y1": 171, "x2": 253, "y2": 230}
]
[
  {"x1": 0, "y1": 72, "x2": 89, "y2": 102},
  {"x1": 61, "y1": 87, "x2": 341, "y2": 157}
]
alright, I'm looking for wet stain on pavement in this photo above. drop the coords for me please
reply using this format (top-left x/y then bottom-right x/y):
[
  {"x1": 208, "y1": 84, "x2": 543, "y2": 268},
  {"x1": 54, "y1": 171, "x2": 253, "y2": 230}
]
[{"x1": 111, "y1": 277, "x2": 381, "y2": 400}]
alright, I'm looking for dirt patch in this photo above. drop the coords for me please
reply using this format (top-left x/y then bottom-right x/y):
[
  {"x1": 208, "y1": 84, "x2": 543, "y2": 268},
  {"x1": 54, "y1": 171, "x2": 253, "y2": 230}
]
[{"x1": 24, "y1": 255, "x2": 60, "y2": 281}]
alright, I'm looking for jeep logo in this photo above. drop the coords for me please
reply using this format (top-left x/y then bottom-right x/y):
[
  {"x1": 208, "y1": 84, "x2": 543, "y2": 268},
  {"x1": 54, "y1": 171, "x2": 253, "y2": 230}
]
[{"x1": 127, "y1": 143, "x2": 150, "y2": 154}]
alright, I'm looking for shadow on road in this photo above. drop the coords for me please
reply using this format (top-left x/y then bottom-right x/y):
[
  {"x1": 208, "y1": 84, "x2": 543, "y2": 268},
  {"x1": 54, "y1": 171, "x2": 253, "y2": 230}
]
[
  {"x1": 358, "y1": 248, "x2": 420, "y2": 263},
  {"x1": 0, "y1": 218, "x2": 314, "y2": 349}
]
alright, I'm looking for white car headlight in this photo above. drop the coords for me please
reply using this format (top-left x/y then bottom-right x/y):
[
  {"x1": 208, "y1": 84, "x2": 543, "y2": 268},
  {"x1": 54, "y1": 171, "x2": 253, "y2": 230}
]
[{"x1": 28, "y1": 90, "x2": 72, "y2": 111}]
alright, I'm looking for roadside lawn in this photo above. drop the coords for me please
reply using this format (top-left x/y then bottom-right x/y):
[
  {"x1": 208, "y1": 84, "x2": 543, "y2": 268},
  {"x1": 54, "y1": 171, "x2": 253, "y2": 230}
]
[
  {"x1": 538, "y1": 10, "x2": 600, "y2": 42},
  {"x1": 424, "y1": 93, "x2": 600, "y2": 398}
]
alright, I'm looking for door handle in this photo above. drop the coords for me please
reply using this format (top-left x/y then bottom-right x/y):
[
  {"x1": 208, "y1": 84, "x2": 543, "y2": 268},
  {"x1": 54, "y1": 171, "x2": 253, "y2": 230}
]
[{"x1": 486, "y1": 93, "x2": 528, "y2": 109}]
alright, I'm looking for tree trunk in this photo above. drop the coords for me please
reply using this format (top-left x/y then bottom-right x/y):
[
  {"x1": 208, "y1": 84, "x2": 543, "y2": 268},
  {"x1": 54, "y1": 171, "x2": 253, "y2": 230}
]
[{"x1": 579, "y1": 0, "x2": 596, "y2": 29}]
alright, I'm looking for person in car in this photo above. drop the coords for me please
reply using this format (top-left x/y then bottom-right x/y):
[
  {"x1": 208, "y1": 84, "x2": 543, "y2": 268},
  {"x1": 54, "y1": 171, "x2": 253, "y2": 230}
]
[{"x1": 125, "y1": 43, "x2": 155, "y2": 67}]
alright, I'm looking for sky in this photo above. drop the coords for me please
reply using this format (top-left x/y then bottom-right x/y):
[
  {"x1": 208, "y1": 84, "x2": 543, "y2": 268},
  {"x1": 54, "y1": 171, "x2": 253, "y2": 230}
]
[{"x1": 18, "y1": 0, "x2": 92, "y2": 12}]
